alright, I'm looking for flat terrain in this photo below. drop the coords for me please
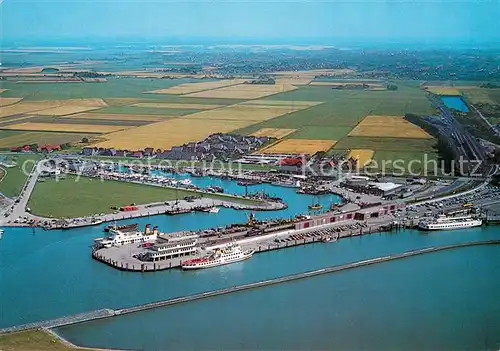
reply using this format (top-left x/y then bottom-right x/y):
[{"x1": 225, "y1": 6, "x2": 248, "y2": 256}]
[
  {"x1": 0, "y1": 330, "x2": 88, "y2": 351},
  {"x1": 0, "y1": 154, "x2": 40, "y2": 198},
  {"x1": 28, "y1": 176, "x2": 198, "y2": 217},
  {"x1": 27, "y1": 175, "x2": 255, "y2": 218},
  {"x1": 260, "y1": 139, "x2": 336, "y2": 155},
  {"x1": 1, "y1": 122, "x2": 130, "y2": 134},
  {"x1": 0, "y1": 132, "x2": 92, "y2": 149}
]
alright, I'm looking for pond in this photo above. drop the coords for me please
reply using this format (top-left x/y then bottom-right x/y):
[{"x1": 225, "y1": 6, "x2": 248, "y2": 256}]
[{"x1": 441, "y1": 96, "x2": 470, "y2": 112}]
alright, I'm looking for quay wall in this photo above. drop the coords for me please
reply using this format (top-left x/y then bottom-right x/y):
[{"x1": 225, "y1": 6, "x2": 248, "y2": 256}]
[{"x1": 2, "y1": 240, "x2": 500, "y2": 334}]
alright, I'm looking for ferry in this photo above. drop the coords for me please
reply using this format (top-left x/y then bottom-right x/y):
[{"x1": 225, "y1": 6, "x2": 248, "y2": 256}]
[
  {"x1": 104, "y1": 222, "x2": 138, "y2": 233},
  {"x1": 181, "y1": 243, "x2": 254, "y2": 270},
  {"x1": 94, "y1": 224, "x2": 159, "y2": 248},
  {"x1": 418, "y1": 214, "x2": 482, "y2": 231}
]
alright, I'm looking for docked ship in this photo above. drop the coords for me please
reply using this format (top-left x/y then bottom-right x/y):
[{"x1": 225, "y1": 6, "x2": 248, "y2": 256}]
[
  {"x1": 181, "y1": 243, "x2": 254, "y2": 270},
  {"x1": 104, "y1": 222, "x2": 138, "y2": 233},
  {"x1": 418, "y1": 214, "x2": 482, "y2": 231},
  {"x1": 94, "y1": 224, "x2": 159, "y2": 248}
]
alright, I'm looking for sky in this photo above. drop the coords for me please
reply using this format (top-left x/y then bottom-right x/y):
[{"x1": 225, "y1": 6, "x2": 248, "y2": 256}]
[{"x1": 1, "y1": 0, "x2": 499, "y2": 45}]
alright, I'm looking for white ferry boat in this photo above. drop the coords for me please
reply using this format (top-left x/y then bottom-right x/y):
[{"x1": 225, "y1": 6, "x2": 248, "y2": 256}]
[
  {"x1": 182, "y1": 243, "x2": 254, "y2": 270},
  {"x1": 94, "y1": 224, "x2": 158, "y2": 248},
  {"x1": 418, "y1": 214, "x2": 482, "y2": 231}
]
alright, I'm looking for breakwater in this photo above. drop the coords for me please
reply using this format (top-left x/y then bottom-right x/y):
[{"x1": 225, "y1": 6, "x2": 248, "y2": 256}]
[{"x1": 2, "y1": 239, "x2": 500, "y2": 335}]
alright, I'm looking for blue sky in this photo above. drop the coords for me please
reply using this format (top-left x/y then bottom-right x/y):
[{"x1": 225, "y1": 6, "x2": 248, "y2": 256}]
[{"x1": 1, "y1": 0, "x2": 499, "y2": 44}]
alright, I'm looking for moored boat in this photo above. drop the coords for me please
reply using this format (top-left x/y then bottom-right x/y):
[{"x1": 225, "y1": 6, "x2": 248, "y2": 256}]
[
  {"x1": 182, "y1": 243, "x2": 254, "y2": 270},
  {"x1": 418, "y1": 214, "x2": 482, "y2": 231}
]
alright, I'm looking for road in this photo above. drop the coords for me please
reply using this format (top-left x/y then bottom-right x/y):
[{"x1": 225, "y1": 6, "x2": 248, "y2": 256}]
[{"x1": 470, "y1": 103, "x2": 500, "y2": 136}]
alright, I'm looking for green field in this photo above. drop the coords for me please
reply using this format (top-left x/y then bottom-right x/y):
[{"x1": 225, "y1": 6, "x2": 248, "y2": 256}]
[
  {"x1": 0, "y1": 77, "x2": 244, "y2": 105},
  {"x1": 27, "y1": 175, "x2": 257, "y2": 218},
  {"x1": 0, "y1": 154, "x2": 40, "y2": 198},
  {"x1": 91, "y1": 106, "x2": 204, "y2": 116},
  {"x1": 235, "y1": 85, "x2": 436, "y2": 137},
  {"x1": 372, "y1": 150, "x2": 440, "y2": 172},
  {"x1": 333, "y1": 137, "x2": 437, "y2": 152},
  {"x1": 0, "y1": 330, "x2": 86, "y2": 351},
  {"x1": 0, "y1": 132, "x2": 94, "y2": 149}
]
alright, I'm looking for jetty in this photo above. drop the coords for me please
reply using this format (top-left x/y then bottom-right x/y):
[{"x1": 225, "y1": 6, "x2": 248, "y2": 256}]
[{"x1": 3, "y1": 239, "x2": 500, "y2": 334}]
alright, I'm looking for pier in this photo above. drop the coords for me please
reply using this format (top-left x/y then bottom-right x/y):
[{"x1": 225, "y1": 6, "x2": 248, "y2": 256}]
[{"x1": 3, "y1": 239, "x2": 500, "y2": 334}]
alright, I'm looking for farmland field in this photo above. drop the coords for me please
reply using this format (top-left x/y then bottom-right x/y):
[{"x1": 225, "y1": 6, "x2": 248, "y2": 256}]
[
  {"x1": 90, "y1": 106, "x2": 205, "y2": 116},
  {"x1": 184, "y1": 83, "x2": 297, "y2": 99},
  {"x1": 348, "y1": 115, "x2": 432, "y2": 139},
  {"x1": 333, "y1": 137, "x2": 437, "y2": 152},
  {"x1": 132, "y1": 102, "x2": 224, "y2": 110},
  {"x1": 1, "y1": 122, "x2": 130, "y2": 134},
  {"x1": 251, "y1": 128, "x2": 297, "y2": 139},
  {"x1": 146, "y1": 79, "x2": 247, "y2": 95},
  {"x1": 260, "y1": 139, "x2": 336, "y2": 155},
  {"x1": 372, "y1": 150, "x2": 440, "y2": 172},
  {"x1": 64, "y1": 113, "x2": 163, "y2": 122},
  {"x1": 347, "y1": 149, "x2": 374, "y2": 166},
  {"x1": 95, "y1": 118, "x2": 252, "y2": 150},
  {"x1": 424, "y1": 87, "x2": 461, "y2": 96},
  {"x1": 0, "y1": 97, "x2": 23, "y2": 107},
  {"x1": 0, "y1": 132, "x2": 92, "y2": 149}
]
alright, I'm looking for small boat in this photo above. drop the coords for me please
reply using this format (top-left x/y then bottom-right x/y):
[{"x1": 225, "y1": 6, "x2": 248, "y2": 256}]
[
  {"x1": 208, "y1": 207, "x2": 220, "y2": 214},
  {"x1": 104, "y1": 222, "x2": 138, "y2": 233},
  {"x1": 0, "y1": 229, "x2": 4, "y2": 240},
  {"x1": 309, "y1": 204, "x2": 323, "y2": 210}
]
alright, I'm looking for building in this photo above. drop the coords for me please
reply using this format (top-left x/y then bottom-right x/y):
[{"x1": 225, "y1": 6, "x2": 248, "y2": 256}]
[{"x1": 144, "y1": 233, "x2": 199, "y2": 262}]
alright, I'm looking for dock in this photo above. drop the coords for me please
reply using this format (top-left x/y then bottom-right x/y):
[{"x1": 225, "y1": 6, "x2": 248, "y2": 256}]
[
  {"x1": 3, "y1": 239, "x2": 500, "y2": 334},
  {"x1": 92, "y1": 217, "x2": 398, "y2": 272}
]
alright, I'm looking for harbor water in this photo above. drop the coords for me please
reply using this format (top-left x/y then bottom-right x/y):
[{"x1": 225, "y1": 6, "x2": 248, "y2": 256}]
[{"x1": 1, "y1": 176, "x2": 500, "y2": 349}]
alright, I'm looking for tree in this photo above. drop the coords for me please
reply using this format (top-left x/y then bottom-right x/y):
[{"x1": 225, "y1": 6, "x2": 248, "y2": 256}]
[
  {"x1": 81, "y1": 137, "x2": 89, "y2": 144},
  {"x1": 387, "y1": 84, "x2": 398, "y2": 91},
  {"x1": 29, "y1": 144, "x2": 38, "y2": 152}
]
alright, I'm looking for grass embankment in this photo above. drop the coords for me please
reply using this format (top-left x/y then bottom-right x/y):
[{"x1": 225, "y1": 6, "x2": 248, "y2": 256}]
[
  {"x1": 0, "y1": 330, "x2": 87, "y2": 351},
  {"x1": 27, "y1": 175, "x2": 258, "y2": 218},
  {"x1": 0, "y1": 154, "x2": 40, "y2": 198}
]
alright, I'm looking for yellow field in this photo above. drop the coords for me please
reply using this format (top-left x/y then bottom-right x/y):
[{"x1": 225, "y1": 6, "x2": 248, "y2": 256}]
[
  {"x1": 0, "y1": 103, "x2": 59, "y2": 118},
  {"x1": 276, "y1": 77, "x2": 313, "y2": 86},
  {"x1": 103, "y1": 98, "x2": 145, "y2": 106},
  {"x1": 0, "y1": 99, "x2": 108, "y2": 118},
  {"x1": 32, "y1": 105, "x2": 103, "y2": 116},
  {"x1": 65, "y1": 113, "x2": 163, "y2": 122},
  {"x1": 0, "y1": 97, "x2": 23, "y2": 107},
  {"x1": 183, "y1": 105, "x2": 300, "y2": 122},
  {"x1": 348, "y1": 115, "x2": 432, "y2": 139},
  {"x1": 132, "y1": 102, "x2": 224, "y2": 110},
  {"x1": 240, "y1": 100, "x2": 321, "y2": 107},
  {"x1": 424, "y1": 87, "x2": 462, "y2": 96},
  {"x1": 251, "y1": 128, "x2": 297, "y2": 139},
  {"x1": 348, "y1": 149, "x2": 375, "y2": 167},
  {"x1": 146, "y1": 79, "x2": 247, "y2": 95},
  {"x1": 259, "y1": 139, "x2": 336, "y2": 155},
  {"x1": 95, "y1": 118, "x2": 252, "y2": 150},
  {"x1": 185, "y1": 84, "x2": 297, "y2": 99},
  {"x1": 1, "y1": 122, "x2": 129, "y2": 134}
]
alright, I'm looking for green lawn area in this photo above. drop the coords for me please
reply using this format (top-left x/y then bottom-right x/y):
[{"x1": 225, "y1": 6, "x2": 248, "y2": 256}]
[
  {"x1": 0, "y1": 154, "x2": 40, "y2": 198},
  {"x1": 0, "y1": 330, "x2": 88, "y2": 351},
  {"x1": 27, "y1": 175, "x2": 257, "y2": 218},
  {"x1": 290, "y1": 126, "x2": 353, "y2": 140}
]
